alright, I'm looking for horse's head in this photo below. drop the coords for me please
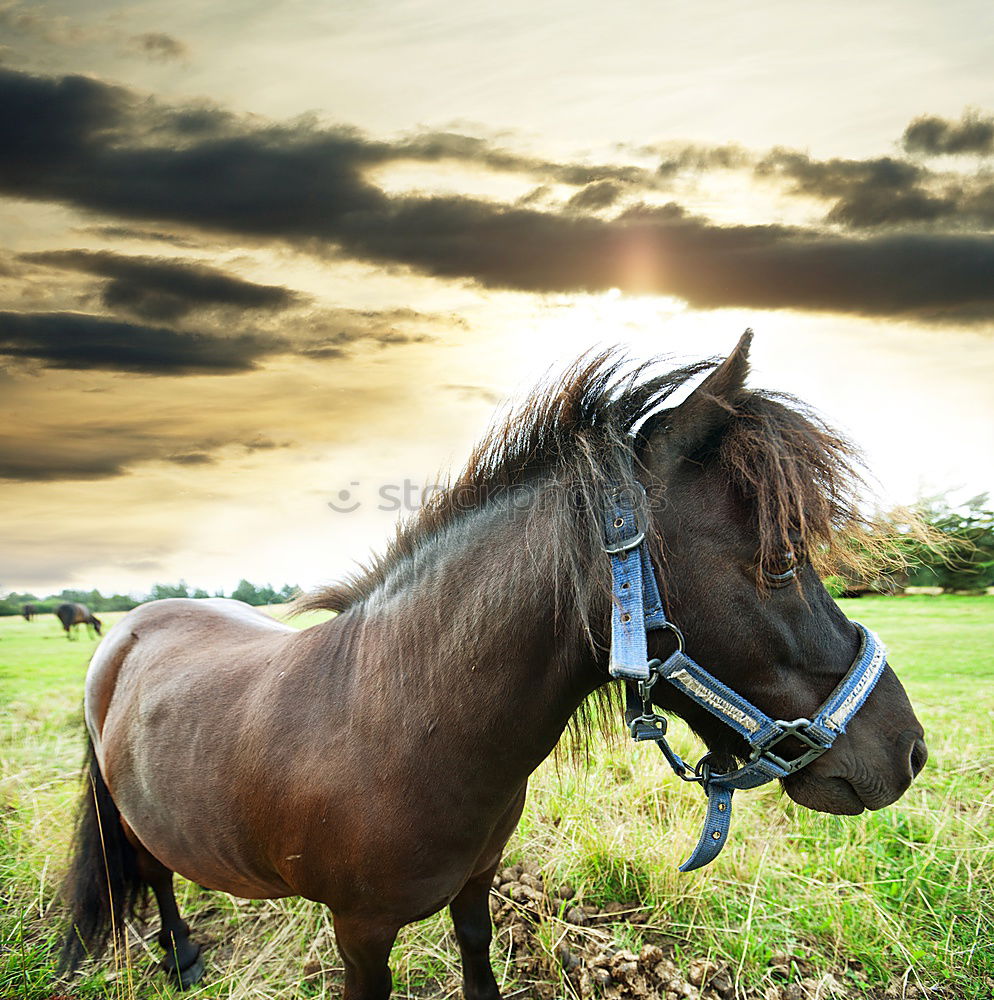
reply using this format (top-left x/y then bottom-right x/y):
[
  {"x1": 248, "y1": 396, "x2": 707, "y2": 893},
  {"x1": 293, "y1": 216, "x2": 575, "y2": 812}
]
[
  {"x1": 90, "y1": 615, "x2": 103, "y2": 636},
  {"x1": 637, "y1": 333, "x2": 926, "y2": 815}
]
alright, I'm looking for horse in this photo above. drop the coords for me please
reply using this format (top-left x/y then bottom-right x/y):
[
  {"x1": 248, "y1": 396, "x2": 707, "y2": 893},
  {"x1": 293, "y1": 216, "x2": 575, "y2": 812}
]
[
  {"x1": 62, "y1": 333, "x2": 927, "y2": 999},
  {"x1": 55, "y1": 603, "x2": 102, "y2": 640},
  {"x1": 22, "y1": 603, "x2": 36, "y2": 621}
]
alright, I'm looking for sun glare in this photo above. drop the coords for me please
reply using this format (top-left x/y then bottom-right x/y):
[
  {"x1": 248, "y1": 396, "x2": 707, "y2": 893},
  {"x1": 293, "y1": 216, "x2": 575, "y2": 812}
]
[{"x1": 535, "y1": 290, "x2": 688, "y2": 353}]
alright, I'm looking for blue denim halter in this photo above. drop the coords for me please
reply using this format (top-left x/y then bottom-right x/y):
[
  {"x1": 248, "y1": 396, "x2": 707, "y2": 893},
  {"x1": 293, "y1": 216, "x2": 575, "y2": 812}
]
[{"x1": 602, "y1": 483, "x2": 888, "y2": 872}]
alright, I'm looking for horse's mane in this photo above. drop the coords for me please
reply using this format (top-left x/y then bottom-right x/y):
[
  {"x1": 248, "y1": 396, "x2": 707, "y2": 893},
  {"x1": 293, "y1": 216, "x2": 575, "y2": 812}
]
[{"x1": 297, "y1": 349, "x2": 874, "y2": 617}]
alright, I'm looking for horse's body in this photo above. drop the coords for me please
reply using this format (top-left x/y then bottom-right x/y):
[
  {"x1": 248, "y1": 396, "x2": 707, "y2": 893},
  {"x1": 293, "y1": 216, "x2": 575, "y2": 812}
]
[
  {"x1": 64, "y1": 335, "x2": 927, "y2": 999},
  {"x1": 85, "y1": 594, "x2": 535, "y2": 916},
  {"x1": 56, "y1": 602, "x2": 101, "y2": 640},
  {"x1": 22, "y1": 603, "x2": 36, "y2": 621}
]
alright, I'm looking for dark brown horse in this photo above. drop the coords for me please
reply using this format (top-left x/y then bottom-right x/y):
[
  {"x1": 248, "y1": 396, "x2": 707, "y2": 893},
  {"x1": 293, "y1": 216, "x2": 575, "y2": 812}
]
[
  {"x1": 55, "y1": 602, "x2": 102, "y2": 640},
  {"x1": 22, "y1": 602, "x2": 36, "y2": 621},
  {"x1": 63, "y1": 334, "x2": 927, "y2": 998}
]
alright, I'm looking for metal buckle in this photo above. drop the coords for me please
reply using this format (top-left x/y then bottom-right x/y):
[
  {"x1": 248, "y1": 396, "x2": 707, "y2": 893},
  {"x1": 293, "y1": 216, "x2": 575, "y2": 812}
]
[
  {"x1": 602, "y1": 484, "x2": 648, "y2": 555},
  {"x1": 603, "y1": 530, "x2": 645, "y2": 555},
  {"x1": 748, "y1": 718, "x2": 832, "y2": 774},
  {"x1": 629, "y1": 711, "x2": 668, "y2": 742}
]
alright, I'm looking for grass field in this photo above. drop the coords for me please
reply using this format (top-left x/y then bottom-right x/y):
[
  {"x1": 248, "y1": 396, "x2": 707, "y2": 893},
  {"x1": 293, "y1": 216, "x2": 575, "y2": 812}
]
[{"x1": 1, "y1": 598, "x2": 992, "y2": 999}]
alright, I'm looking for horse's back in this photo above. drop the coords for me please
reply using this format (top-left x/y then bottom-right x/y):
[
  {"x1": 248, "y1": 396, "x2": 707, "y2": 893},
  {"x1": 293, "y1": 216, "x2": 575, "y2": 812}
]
[
  {"x1": 55, "y1": 602, "x2": 77, "y2": 627},
  {"x1": 85, "y1": 598, "x2": 293, "y2": 745}
]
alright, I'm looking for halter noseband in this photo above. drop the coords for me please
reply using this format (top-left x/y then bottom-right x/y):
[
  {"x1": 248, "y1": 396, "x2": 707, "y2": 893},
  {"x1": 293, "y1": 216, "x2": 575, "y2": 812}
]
[{"x1": 602, "y1": 483, "x2": 888, "y2": 872}]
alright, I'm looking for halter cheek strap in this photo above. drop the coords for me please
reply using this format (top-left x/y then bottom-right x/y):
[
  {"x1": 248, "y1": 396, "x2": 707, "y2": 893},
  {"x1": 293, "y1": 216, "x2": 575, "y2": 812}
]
[
  {"x1": 604, "y1": 487, "x2": 889, "y2": 872},
  {"x1": 601, "y1": 485, "x2": 669, "y2": 680}
]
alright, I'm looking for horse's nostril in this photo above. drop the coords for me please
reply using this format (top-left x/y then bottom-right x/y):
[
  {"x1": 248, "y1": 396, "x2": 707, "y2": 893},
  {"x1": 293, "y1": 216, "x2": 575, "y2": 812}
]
[{"x1": 909, "y1": 737, "x2": 928, "y2": 778}]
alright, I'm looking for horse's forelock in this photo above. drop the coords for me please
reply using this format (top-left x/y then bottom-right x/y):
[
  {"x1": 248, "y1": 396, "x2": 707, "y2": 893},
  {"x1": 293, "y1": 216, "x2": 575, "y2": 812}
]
[{"x1": 718, "y1": 391, "x2": 870, "y2": 584}]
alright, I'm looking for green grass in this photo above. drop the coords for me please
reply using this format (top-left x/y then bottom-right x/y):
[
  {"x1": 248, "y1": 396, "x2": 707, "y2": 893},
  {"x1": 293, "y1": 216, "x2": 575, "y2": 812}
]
[{"x1": 1, "y1": 598, "x2": 992, "y2": 998}]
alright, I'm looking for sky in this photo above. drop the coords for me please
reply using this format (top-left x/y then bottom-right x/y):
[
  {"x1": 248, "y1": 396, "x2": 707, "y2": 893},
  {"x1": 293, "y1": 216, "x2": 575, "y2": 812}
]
[{"x1": 2, "y1": 0, "x2": 993, "y2": 597}]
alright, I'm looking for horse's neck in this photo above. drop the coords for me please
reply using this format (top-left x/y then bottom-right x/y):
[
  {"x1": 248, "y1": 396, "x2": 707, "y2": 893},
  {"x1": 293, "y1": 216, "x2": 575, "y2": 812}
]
[{"x1": 346, "y1": 498, "x2": 606, "y2": 774}]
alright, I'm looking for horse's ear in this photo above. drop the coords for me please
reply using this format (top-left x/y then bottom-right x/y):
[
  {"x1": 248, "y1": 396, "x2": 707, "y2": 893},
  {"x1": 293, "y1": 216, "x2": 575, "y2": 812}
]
[{"x1": 639, "y1": 329, "x2": 752, "y2": 462}]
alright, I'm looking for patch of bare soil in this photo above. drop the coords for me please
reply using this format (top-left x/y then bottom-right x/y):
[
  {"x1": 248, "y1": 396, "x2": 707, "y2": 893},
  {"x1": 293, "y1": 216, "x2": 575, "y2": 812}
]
[{"x1": 489, "y1": 863, "x2": 959, "y2": 1000}]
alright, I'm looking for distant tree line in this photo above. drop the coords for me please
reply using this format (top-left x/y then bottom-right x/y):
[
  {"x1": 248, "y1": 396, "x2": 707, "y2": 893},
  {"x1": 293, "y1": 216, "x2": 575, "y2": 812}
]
[
  {"x1": 0, "y1": 580, "x2": 300, "y2": 617},
  {"x1": 826, "y1": 493, "x2": 994, "y2": 596},
  {"x1": 903, "y1": 494, "x2": 994, "y2": 591},
  {"x1": 4, "y1": 493, "x2": 992, "y2": 617}
]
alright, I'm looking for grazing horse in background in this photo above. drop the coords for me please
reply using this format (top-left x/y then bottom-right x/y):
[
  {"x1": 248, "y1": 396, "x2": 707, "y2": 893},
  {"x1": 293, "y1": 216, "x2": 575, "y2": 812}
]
[
  {"x1": 22, "y1": 603, "x2": 36, "y2": 621},
  {"x1": 62, "y1": 334, "x2": 927, "y2": 999},
  {"x1": 56, "y1": 603, "x2": 102, "y2": 640}
]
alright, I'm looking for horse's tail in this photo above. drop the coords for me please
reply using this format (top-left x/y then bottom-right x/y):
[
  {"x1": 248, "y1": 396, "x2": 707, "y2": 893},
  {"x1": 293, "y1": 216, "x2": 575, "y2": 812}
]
[{"x1": 60, "y1": 734, "x2": 145, "y2": 972}]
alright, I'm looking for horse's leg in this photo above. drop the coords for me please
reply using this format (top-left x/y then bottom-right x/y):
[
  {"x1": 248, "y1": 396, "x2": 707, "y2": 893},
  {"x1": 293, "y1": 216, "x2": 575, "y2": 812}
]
[
  {"x1": 450, "y1": 864, "x2": 502, "y2": 1000},
  {"x1": 126, "y1": 831, "x2": 204, "y2": 988},
  {"x1": 332, "y1": 913, "x2": 398, "y2": 1000}
]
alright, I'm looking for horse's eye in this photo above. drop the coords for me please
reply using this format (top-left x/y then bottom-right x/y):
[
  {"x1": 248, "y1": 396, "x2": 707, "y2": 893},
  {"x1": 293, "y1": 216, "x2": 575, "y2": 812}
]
[{"x1": 763, "y1": 550, "x2": 796, "y2": 586}]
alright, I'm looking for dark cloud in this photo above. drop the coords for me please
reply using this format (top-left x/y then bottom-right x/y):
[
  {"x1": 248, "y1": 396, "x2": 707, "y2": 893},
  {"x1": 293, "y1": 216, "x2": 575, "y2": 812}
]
[
  {"x1": 0, "y1": 417, "x2": 188, "y2": 482},
  {"x1": 756, "y1": 148, "x2": 994, "y2": 230},
  {"x1": 654, "y1": 142, "x2": 751, "y2": 176},
  {"x1": 0, "y1": 67, "x2": 660, "y2": 237},
  {"x1": 0, "y1": 252, "x2": 23, "y2": 278},
  {"x1": 567, "y1": 180, "x2": 624, "y2": 211},
  {"x1": 23, "y1": 249, "x2": 304, "y2": 321},
  {"x1": 338, "y1": 197, "x2": 994, "y2": 320},
  {"x1": 442, "y1": 383, "x2": 503, "y2": 405},
  {"x1": 385, "y1": 130, "x2": 659, "y2": 189},
  {"x1": 131, "y1": 32, "x2": 188, "y2": 62},
  {"x1": 0, "y1": 67, "x2": 384, "y2": 234},
  {"x1": 755, "y1": 150, "x2": 953, "y2": 228},
  {"x1": 0, "y1": 311, "x2": 286, "y2": 373},
  {"x1": 243, "y1": 437, "x2": 290, "y2": 451},
  {"x1": 757, "y1": 151, "x2": 923, "y2": 201},
  {"x1": 903, "y1": 112, "x2": 994, "y2": 157},
  {"x1": 3, "y1": 67, "x2": 994, "y2": 321},
  {"x1": 300, "y1": 345, "x2": 347, "y2": 360},
  {"x1": 80, "y1": 225, "x2": 200, "y2": 246},
  {"x1": 0, "y1": 448, "x2": 130, "y2": 482},
  {"x1": 0, "y1": 419, "x2": 292, "y2": 484},
  {"x1": 1, "y1": 423, "x2": 250, "y2": 482},
  {"x1": 0, "y1": 69, "x2": 132, "y2": 187},
  {"x1": 299, "y1": 307, "x2": 436, "y2": 357}
]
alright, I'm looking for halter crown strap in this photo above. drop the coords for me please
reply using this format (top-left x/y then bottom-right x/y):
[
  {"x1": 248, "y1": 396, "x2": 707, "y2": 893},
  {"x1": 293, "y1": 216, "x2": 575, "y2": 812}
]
[{"x1": 603, "y1": 482, "x2": 890, "y2": 872}]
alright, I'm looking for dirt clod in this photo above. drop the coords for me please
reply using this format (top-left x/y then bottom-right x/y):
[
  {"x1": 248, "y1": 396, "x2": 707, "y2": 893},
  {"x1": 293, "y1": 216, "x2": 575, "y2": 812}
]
[{"x1": 689, "y1": 958, "x2": 719, "y2": 986}]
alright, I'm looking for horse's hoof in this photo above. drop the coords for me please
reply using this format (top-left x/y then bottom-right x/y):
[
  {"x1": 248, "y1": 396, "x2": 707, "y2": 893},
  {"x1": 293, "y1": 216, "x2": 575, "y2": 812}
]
[
  {"x1": 177, "y1": 952, "x2": 205, "y2": 990},
  {"x1": 163, "y1": 945, "x2": 205, "y2": 989}
]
